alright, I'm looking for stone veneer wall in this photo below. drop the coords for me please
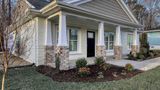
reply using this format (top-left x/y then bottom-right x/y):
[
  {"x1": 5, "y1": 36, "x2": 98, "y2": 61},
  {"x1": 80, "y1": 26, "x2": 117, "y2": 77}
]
[
  {"x1": 56, "y1": 46, "x2": 69, "y2": 70},
  {"x1": 96, "y1": 46, "x2": 107, "y2": 60},
  {"x1": 114, "y1": 46, "x2": 122, "y2": 60},
  {"x1": 45, "y1": 46, "x2": 56, "y2": 67}
]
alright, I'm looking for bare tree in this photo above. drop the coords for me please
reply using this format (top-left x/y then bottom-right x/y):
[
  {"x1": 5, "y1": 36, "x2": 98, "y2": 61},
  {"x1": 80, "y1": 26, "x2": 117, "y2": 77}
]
[
  {"x1": 143, "y1": 0, "x2": 160, "y2": 30},
  {"x1": 125, "y1": 0, "x2": 160, "y2": 30},
  {"x1": 0, "y1": 0, "x2": 35, "y2": 90}
]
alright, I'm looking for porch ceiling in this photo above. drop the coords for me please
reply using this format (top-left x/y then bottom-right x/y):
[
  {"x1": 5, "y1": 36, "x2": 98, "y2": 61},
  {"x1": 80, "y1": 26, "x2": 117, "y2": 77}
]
[{"x1": 52, "y1": 15, "x2": 117, "y2": 31}]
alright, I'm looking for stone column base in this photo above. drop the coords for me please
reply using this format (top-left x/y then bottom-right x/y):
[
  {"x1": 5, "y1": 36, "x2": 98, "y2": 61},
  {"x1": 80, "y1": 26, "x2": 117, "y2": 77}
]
[
  {"x1": 56, "y1": 46, "x2": 69, "y2": 70},
  {"x1": 96, "y1": 46, "x2": 107, "y2": 60},
  {"x1": 45, "y1": 46, "x2": 55, "y2": 65},
  {"x1": 131, "y1": 45, "x2": 139, "y2": 57},
  {"x1": 114, "y1": 46, "x2": 122, "y2": 60}
]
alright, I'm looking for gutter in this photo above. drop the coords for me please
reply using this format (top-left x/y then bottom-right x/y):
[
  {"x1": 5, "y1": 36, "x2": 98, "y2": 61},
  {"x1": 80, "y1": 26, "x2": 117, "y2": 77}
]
[{"x1": 144, "y1": 30, "x2": 160, "y2": 33}]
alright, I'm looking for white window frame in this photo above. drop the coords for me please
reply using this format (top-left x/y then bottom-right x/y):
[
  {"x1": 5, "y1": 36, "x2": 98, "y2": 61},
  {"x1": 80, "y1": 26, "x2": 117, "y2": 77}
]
[
  {"x1": 68, "y1": 27, "x2": 79, "y2": 53},
  {"x1": 104, "y1": 32, "x2": 115, "y2": 52}
]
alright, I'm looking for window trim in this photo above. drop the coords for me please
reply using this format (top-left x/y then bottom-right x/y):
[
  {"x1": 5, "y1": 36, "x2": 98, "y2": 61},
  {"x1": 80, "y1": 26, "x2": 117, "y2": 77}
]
[{"x1": 68, "y1": 28, "x2": 79, "y2": 52}]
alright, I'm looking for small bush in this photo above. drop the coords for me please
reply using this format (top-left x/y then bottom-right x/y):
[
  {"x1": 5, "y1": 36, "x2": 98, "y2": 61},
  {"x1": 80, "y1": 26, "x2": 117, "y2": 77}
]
[
  {"x1": 136, "y1": 53, "x2": 145, "y2": 60},
  {"x1": 99, "y1": 63, "x2": 111, "y2": 71},
  {"x1": 125, "y1": 63, "x2": 134, "y2": 72},
  {"x1": 139, "y1": 55, "x2": 145, "y2": 60},
  {"x1": 127, "y1": 53, "x2": 136, "y2": 60},
  {"x1": 95, "y1": 57, "x2": 105, "y2": 66},
  {"x1": 78, "y1": 67, "x2": 90, "y2": 77},
  {"x1": 149, "y1": 52, "x2": 154, "y2": 58},
  {"x1": 76, "y1": 58, "x2": 87, "y2": 68}
]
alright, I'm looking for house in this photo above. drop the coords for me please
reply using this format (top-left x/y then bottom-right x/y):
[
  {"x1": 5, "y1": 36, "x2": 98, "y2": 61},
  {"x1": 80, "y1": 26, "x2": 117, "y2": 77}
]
[
  {"x1": 145, "y1": 30, "x2": 160, "y2": 50},
  {"x1": 12, "y1": 0, "x2": 143, "y2": 70}
]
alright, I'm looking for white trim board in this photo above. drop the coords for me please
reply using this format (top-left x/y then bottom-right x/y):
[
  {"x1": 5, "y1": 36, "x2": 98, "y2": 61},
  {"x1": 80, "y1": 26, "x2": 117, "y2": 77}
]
[{"x1": 25, "y1": 0, "x2": 35, "y2": 9}]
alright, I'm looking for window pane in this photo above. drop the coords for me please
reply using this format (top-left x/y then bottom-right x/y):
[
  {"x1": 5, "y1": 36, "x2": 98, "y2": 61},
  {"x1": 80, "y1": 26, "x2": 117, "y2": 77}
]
[
  {"x1": 127, "y1": 34, "x2": 133, "y2": 49},
  {"x1": 105, "y1": 32, "x2": 114, "y2": 50},
  {"x1": 104, "y1": 33, "x2": 109, "y2": 41},
  {"x1": 70, "y1": 29, "x2": 77, "y2": 40},
  {"x1": 69, "y1": 41, "x2": 77, "y2": 51},
  {"x1": 110, "y1": 34, "x2": 114, "y2": 41},
  {"x1": 109, "y1": 42, "x2": 114, "y2": 50},
  {"x1": 105, "y1": 42, "x2": 109, "y2": 50},
  {"x1": 69, "y1": 28, "x2": 78, "y2": 51}
]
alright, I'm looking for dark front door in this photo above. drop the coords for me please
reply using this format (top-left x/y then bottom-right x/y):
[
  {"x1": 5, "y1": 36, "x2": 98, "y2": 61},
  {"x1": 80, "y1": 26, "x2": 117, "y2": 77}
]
[{"x1": 87, "y1": 31, "x2": 95, "y2": 57}]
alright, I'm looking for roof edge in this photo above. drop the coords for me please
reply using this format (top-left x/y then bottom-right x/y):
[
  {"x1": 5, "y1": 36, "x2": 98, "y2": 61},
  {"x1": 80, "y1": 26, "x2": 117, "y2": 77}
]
[
  {"x1": 57, "y1": 1, "x2": 143, "y2": 28},
  {"x1": 25, "y1": 0, "x2": 35, "y2": 9},
  {"x1": 117, "y1": 0, "x2": 140, "y2": 24}
]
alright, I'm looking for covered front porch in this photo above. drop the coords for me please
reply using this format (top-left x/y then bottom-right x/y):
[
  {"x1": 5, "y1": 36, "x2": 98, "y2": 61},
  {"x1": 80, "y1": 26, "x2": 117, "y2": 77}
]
[{"x1": 44, "y1": 11, "x2": 140, "y2": 70}]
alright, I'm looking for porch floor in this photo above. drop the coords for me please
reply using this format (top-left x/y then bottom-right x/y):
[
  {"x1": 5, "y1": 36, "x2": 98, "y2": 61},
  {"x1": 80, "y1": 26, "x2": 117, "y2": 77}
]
[{"x1": 107, "y1": 57, "x2": 160, "y2": 71}]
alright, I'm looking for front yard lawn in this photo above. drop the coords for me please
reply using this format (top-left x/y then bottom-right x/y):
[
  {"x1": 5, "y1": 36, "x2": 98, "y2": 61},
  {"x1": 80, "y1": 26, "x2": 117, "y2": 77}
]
[{"x1": 1, "y1": 66, "x2": 160, "y2": 90}]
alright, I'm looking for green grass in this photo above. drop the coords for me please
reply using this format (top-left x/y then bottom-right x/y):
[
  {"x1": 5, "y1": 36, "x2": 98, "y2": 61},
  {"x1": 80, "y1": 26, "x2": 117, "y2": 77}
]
[{"x1": 1, "y1": 66, "x2": 160, "y2": 90}]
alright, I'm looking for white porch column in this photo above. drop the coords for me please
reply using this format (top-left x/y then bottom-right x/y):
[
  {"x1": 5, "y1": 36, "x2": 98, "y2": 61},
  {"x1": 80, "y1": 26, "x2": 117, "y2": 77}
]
[
  {"x1": 131, "y1": 29, "x2": 139, "y2": 55},
  {"x1": 45, "y1": 19, "x2": 52, "y2": 46},
  {"x1": 98, "y1": 22, "x2": 105, "y2": 46},
  {"x1": 133, "y1": 29, "x2": 138, "y2": 46},
  {"x1": 56, "y1": 12, "x2": 69, "y2": 70},
  {"x1": 57, "y1": 12, "x2": 68, "y2": 46},
  {"x1": 45, "y1": 19, "x2": 55, "y2": 65},
  {"x1": 114, "y1": 25, "x2": 121, "y2": 46},
  {"x1": 114, "y1": 25, "x2": 122, "y2": 60},
  {"x1": 96, "y1": 21, "x2": 106, "y2": 60}
]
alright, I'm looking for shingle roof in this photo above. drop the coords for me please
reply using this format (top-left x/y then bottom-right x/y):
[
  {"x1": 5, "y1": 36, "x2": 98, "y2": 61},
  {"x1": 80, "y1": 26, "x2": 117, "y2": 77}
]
[{"x1": 27, "y1": 0, "x2": 51, "y2": 10}]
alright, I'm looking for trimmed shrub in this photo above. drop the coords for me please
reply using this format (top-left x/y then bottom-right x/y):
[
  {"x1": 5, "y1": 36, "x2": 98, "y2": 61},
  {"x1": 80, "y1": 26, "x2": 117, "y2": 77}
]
[
  {"x1": 149, "y1": 52, "x2": 154, "y2": 58},
  {"x1": 127, "y1": 52, "x2": 136, "y2": 60},
  {"x1": 78, "y1": 67, "x2": 90, "y2": 77},
  {"x1": 76, "y1": 58, "x2": 87, "y2": 68},
  {"x1": 99, "y1": 63, "x2": 111, "y2": 71},
  {"x1": 95, "y1": 57, "x2": 105, "y2": 66},
  {"x1": 136, "y1": 53, "x2": 145, "y2": 60},
  {"x1": 139, "y1": 33, "x2": 150, "y2": 56},
  {"x1": 125, "y1": 63, "x2": 134, "y2": 72}
]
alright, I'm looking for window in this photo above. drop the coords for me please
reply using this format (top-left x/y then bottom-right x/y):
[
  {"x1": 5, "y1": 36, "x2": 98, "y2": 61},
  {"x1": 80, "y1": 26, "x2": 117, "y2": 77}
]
[
  {"x1": 56, "y1": 25, "x2": 79, "y2": 52},
  {"x1": 69, "y1": 28, "x2": 78, "y2": 51},
  {"x1": 104, "y1": 32, "x2": 114, "y2": 50},
  {"x1": 127, "y1": 34, "x2": 133, "y2": 49}
]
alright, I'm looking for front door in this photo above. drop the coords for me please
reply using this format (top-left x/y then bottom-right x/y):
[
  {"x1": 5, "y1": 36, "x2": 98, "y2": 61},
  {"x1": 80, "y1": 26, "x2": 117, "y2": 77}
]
[{"x1": 87, "y1": 31, "x2": 95, "y2": 57}]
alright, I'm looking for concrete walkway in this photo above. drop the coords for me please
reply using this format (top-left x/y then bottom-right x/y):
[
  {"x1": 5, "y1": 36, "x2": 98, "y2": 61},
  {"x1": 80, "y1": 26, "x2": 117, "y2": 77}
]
[{"x1": 107, "y1": 57, "x2": 160, "y2": 71}]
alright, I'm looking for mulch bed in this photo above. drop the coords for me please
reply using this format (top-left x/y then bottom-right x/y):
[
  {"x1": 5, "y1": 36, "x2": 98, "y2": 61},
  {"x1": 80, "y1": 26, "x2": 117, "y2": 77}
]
[{"x1": 36, "y1": 65, "x2": 142, "y2": 82}]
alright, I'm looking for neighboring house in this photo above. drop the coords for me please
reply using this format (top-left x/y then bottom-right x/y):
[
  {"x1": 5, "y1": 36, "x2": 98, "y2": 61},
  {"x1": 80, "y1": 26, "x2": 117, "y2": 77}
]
[
  {"x1": 12, "y1": 0, "x2": 143, "y2": 70},
  {"x1": 146, "y1": 30, "x2": 160, "y2": 50}
]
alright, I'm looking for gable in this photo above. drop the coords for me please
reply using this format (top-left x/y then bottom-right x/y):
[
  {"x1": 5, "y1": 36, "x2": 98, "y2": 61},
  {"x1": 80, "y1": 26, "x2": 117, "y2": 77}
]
[{"x1": 78, "y1": 0, "x2": 133, "y2": 23}]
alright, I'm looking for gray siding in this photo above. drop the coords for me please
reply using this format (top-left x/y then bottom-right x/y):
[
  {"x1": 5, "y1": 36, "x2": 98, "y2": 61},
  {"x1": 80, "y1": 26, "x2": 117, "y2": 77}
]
[{"x1": 79, "y1": 0, "x2": 132, "y2": 22}]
